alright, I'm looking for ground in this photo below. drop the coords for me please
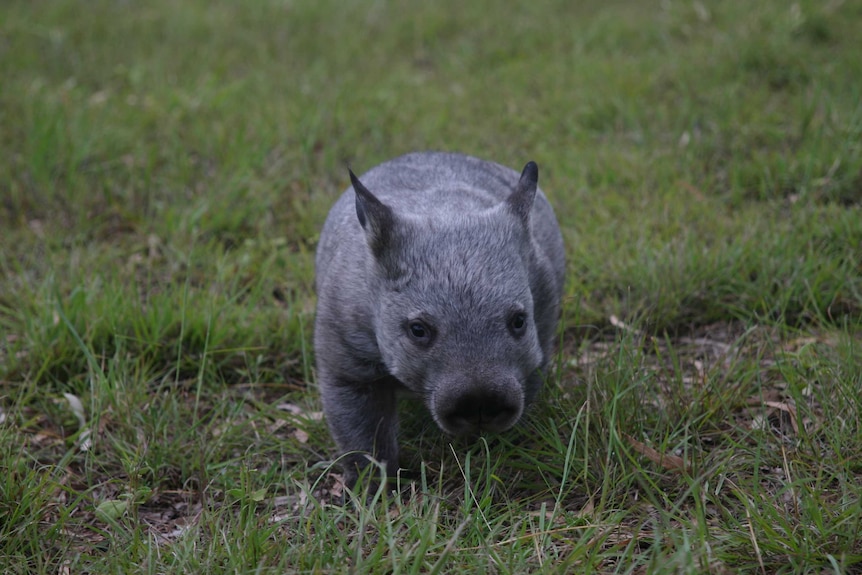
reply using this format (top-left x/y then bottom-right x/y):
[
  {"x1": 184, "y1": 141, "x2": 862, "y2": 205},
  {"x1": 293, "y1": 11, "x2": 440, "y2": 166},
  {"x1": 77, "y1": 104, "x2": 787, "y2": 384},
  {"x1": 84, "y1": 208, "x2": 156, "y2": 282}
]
[{"x1": 1, "y1": 0, "x2": 861, "y2": 573}]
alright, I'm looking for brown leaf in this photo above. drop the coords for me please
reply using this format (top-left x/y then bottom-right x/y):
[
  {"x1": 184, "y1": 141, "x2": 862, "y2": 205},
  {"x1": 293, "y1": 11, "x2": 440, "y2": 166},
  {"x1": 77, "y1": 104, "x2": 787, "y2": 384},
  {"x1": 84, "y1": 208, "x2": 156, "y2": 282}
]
[
  {"x1": 763, "y1": 401, "x2": 800, "y2": 435},
  {"x1": 624, "y1": 434, "x2": 688, "y2": 473},
  {"x1": 745, "y1": 398, "x2": 800, "y2": 435},
  {"x1": 275, "y1": 403, "x2": 303, "y2": 415},
  {"x1": 609, "y1": 315, "x2": 642, "y2": 336}
]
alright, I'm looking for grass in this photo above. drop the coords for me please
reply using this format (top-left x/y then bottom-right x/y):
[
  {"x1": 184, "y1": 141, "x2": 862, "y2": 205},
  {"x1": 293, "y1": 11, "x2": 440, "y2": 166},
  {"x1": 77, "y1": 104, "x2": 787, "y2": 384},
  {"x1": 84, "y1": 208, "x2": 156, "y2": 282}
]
[{"x1": 1, "y1": 0, "x2": 861, "y2": 572}]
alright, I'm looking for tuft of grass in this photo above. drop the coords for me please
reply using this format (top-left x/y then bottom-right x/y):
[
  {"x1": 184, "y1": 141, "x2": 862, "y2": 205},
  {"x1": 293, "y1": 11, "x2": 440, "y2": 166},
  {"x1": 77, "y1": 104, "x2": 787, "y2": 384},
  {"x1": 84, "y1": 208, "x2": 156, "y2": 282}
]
[{"x1": 1, "y1": 0, "x2": 861, "y2": 572}]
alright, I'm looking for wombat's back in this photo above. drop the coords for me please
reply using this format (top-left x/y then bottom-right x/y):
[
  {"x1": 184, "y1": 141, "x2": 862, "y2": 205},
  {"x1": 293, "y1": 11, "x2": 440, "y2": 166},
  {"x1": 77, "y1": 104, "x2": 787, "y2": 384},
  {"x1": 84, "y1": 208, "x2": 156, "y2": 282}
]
[
  {"x1": 356, "y1": 152, "x2": 523, "y2": 209},
  {"x1": 317, "y1": 152, "x2": 565, "y2": 292}
]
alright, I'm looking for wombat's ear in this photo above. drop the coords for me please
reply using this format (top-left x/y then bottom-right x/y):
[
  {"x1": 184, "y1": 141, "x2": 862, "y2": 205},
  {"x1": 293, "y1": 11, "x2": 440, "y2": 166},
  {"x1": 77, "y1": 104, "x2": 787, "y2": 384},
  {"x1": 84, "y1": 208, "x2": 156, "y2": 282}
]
[
  {"x1": 507, "y1": 161, "x2": 538, "y2": 225},
  {"x1": 349, "y1": 168, "x2": 396, "y2": 259}
]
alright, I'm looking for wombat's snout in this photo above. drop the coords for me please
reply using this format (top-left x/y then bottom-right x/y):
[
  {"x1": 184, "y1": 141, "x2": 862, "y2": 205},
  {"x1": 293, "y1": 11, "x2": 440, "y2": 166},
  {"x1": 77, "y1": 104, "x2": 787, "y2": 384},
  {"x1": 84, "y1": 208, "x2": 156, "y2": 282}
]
[{"x1": 434, "y1": 385, "x2": 524, "y2": 436}]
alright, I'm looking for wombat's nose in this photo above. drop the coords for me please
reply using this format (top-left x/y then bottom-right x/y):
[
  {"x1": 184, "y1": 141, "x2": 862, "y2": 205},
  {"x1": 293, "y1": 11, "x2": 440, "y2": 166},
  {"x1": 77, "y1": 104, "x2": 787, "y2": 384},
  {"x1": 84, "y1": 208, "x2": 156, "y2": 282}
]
[{"x1": 440, "y1": 392, "x2": 521, "y2": 435}]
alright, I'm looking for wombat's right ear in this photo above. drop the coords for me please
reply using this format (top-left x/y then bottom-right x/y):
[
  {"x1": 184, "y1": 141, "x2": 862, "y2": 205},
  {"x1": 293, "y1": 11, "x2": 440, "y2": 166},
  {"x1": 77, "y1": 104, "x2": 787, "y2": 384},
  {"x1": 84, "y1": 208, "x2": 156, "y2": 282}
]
[
  {"x1": 349, "y1": 169, "x2": 396, "y2": 259},
  {"x1": 506, "y1": 161, "x2": 538, "y2": 225}
]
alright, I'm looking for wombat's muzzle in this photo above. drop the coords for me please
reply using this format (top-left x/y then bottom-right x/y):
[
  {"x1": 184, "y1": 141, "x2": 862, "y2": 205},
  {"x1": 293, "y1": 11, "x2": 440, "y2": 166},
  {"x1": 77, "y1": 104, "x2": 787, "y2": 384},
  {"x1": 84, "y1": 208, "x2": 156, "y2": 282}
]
[{"x1": 431, "y1": 381, "x2": 524, "y2": 436}]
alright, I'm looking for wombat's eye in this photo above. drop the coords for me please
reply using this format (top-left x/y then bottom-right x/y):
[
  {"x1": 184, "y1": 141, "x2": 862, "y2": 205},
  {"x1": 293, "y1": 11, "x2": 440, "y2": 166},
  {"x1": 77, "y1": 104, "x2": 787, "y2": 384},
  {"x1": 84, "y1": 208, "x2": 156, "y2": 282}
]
[
  {"x1": 508, "y1": 312, "x2": 527, "y2": 337},
  {"x1": 407, "y1": 320, "x2": 433, "y2": 345}
]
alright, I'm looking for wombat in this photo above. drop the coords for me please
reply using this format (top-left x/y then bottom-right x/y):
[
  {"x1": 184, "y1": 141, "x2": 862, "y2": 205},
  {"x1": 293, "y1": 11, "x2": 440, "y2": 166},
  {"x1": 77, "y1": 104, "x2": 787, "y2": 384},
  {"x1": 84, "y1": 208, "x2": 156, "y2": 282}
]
[{"x1": 314, "y1": 151, "x2": 566, "y2": 487}]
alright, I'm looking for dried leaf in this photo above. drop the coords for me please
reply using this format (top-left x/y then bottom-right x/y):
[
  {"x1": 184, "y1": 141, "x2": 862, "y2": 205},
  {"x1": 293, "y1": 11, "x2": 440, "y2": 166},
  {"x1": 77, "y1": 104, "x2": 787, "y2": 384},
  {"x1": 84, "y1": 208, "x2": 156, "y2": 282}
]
[
  {"x1": 61, "y1": 393, "x2": 92, "y2": 451},
  {"x1": 576, "y1": 498, "x2": 595, "y2": 517},
  {"x1": 763, "y1": 401, "x2": 799, "y2": 434},
  {"x1": 276, "y1": 403, "x2": 303, "y2": 415},
  {"x1": 276, "y1": 403, "x2": 324, "y2": 422},
  {"x1": 328, "y1": 473, "x2": 345, "y2": 499},
  {"x1": 750, "y1": 413, "x2": 768, "y2": 431},
  {"x1": 746, "y1": 399, "x2": 800, "y2": 434},
  {"x1": 624, "y1": 434, "x2": 688, "y2": 473},
  {"x1": 78, "y1": 429, "x2": 92, "y2": 452},
  {"x1": 62, "y1": 393, "x2": 87, "y2": 428},
  {"x1": 609, "y1": 315, "x2": 642, "y2": 335}
]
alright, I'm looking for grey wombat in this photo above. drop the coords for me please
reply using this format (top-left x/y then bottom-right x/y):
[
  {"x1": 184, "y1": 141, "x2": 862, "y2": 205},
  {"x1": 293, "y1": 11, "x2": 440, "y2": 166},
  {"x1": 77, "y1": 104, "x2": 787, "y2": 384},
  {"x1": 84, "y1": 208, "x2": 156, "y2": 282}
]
[{"x1": 314, "y1": 152, "x2": 565, "y2": 486}]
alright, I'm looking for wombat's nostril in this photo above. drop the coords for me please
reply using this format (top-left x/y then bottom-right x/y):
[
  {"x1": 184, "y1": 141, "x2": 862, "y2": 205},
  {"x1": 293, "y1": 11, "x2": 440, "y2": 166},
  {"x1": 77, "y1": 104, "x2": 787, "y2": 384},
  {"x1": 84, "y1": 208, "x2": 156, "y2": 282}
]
[{"x1": 442, "y1": 392, "x2": 520, "y2": 435}]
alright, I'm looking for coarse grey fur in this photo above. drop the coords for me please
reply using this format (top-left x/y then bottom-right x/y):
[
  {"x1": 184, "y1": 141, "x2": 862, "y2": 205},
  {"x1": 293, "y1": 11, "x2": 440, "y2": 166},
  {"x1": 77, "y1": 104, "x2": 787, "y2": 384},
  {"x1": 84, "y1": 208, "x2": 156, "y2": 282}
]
[{"x1": 314, "y1": 151, "x2": 566, "y2": 487}]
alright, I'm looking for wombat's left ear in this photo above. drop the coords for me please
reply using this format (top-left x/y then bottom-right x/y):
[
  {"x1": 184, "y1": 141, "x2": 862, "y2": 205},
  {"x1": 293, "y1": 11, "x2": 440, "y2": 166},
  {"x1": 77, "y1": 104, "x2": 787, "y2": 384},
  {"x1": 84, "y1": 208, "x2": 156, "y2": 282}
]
[
  {"x1": 507, "y1": 161, "x2": 538, "y2": 225},
  {"x1": 349, "y1": 168, "x2": 396, "y2": 259}
]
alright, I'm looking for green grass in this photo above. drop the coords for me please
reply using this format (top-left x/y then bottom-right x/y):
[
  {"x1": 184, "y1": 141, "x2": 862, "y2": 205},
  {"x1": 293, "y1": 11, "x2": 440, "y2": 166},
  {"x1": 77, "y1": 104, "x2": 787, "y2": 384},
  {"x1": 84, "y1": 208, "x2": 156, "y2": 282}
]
[{"x1": 1, "y1": 0, "x2": 861, "y2": 572}]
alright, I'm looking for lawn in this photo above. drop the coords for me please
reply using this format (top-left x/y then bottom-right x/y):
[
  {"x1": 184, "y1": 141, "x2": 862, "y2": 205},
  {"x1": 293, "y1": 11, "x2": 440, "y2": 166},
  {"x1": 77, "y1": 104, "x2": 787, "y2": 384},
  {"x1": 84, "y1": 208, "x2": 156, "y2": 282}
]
[{"x1": 1, "y1": 0, "x2": 861, "y2": 572}]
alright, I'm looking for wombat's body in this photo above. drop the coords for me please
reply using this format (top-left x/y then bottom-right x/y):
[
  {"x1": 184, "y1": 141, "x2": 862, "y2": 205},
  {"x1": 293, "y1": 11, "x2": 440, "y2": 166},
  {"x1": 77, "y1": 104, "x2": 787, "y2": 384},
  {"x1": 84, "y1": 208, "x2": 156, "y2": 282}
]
[{"x1": 314, "y1": 152, "x2": 565, "y2": 485}]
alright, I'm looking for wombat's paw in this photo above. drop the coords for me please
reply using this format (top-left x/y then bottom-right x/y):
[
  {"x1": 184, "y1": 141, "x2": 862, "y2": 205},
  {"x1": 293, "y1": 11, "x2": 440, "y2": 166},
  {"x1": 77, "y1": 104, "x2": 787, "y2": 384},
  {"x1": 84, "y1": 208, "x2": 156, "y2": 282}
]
[{"x1": 340, "y1": 452, "x2": 397, "y2": 488}]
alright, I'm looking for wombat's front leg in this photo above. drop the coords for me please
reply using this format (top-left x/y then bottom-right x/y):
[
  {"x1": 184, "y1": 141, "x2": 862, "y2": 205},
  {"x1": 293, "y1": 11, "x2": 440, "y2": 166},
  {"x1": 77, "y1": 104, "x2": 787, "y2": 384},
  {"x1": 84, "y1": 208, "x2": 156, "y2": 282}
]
[{"x1": 319, "y1": 373, "x2": 400, "y2": 488}]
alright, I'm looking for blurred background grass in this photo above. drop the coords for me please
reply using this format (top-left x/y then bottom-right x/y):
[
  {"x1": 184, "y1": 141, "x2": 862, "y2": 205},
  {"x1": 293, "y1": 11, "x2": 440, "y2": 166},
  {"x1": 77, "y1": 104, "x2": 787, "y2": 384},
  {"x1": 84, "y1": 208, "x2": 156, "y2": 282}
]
[{"x1": 2, "y1": 3, "x2": 859, "y2": 379}]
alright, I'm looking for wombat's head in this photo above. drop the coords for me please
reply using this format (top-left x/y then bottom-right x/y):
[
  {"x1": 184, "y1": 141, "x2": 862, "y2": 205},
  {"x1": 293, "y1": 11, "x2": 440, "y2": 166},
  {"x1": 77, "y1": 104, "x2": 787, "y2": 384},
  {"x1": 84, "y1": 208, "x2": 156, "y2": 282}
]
[{"x1": 349, "y1": 162, "x2": 546, "y2": 436}]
